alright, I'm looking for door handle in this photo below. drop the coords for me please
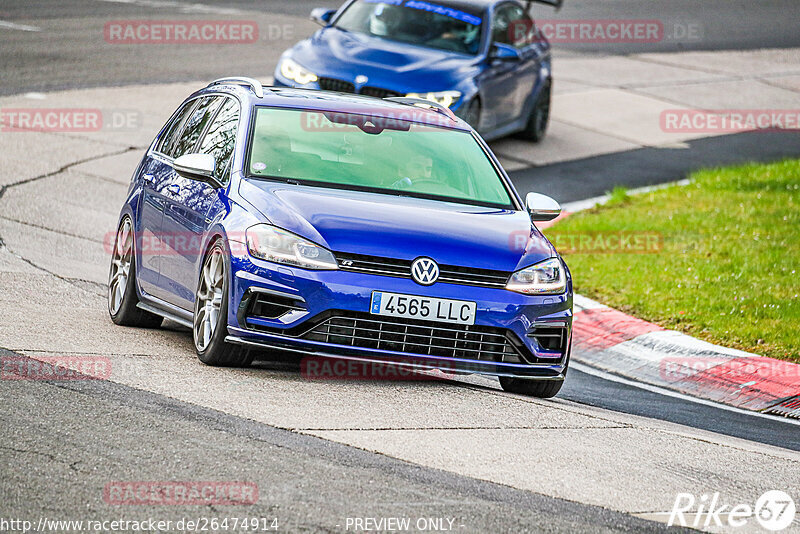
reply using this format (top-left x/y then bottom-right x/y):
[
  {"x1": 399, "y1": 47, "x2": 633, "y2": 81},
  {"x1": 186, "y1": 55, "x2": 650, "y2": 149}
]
[
  {"x1": 167, "y1": 184, "x2": 181, "y2": 195},
  {"x1": 142, "y1": 174, "x2": 155, "y2": 185}
]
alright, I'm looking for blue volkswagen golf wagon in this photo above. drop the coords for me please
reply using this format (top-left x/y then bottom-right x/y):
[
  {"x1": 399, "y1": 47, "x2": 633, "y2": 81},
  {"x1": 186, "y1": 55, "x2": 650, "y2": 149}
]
[{"x1": 108, "y1": 77, "x2": 573, "y2": 397}]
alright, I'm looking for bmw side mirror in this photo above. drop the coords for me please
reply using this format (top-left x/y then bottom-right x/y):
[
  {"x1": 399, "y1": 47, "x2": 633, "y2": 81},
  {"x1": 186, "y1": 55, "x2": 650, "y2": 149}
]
[
  {"x1": 310, "y1": 8, "x2": 336, "y2": 26},
  {"x1": 173, "y1": 153, "x2": 222, "y2": 188},
  {"x1": 489, "y1": 42, "x2": 521, "y2": 61},
  {"x1": 526, "y1": 192, "x2": 561, "y2": 221}
]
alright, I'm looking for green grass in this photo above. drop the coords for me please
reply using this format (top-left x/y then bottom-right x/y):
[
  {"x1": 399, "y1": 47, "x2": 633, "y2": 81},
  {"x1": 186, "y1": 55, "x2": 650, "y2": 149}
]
[
  {"x1": 605, "y1": 185, "x2": 629, "y2": 207},
  {"x1": 544, "y1": 159, "x2": 800, "y2": 363}
]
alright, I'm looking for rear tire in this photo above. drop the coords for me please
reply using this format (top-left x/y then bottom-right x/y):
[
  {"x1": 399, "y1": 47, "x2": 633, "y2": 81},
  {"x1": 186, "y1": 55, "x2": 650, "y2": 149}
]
[
  {"x1": 499, "y1": 377, "x2": 563, "y2": 398},
  {"x1": 193, "y1": 240, "x2": 252, "y2": 367},
  {"x1": 108, "y1": 216, "x2": 163, "y2": 328},
  {"x1": 517, "y1": 79, "x2": 551, "y2": 143}
]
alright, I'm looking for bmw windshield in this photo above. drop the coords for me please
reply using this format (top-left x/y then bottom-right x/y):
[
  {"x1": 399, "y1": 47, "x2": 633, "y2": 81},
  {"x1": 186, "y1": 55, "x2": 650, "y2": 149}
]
[
  {"x1": 333, "y1": 0, "x2": 484, "y2": 55},
  {"x1": 245, "y1": 107, "x2": 514, "y2": 209}
]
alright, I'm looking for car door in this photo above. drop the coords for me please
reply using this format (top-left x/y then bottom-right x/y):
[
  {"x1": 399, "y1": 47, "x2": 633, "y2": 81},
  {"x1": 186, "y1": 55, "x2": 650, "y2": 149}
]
[
  {"x1": 506, "y1": 6, "x2": 543, "y2": 122},
  {"x1": 159, "y1": 95, "x2": 236, "y2": 309},
  {"x1": 137, "y1": 99, "x2": 197, "y2": 299},
  {"x1": 479, "y1": 3, "x2": 538, "y2": 129}
]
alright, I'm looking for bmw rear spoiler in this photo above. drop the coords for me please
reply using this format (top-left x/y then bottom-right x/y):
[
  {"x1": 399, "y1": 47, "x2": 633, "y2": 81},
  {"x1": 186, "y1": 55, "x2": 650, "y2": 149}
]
[{"x1": 526, "y1": 0, "x2": 563, "y2": 10}]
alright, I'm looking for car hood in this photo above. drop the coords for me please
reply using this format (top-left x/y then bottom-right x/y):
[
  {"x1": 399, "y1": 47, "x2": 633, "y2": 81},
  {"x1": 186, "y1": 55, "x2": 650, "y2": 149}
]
[
  {"x1": 290, "y1": 27, "x2": 479, "y2": 92},
  {"x1": 239, "y1": 180, "x2": 555, "y2": 272}
]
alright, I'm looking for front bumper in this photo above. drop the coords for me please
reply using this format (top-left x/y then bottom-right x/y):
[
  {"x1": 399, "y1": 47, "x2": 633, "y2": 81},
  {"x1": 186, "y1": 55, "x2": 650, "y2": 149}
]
[{"x1": 228, "y1": 248, "x2": 572, "y2": 379}]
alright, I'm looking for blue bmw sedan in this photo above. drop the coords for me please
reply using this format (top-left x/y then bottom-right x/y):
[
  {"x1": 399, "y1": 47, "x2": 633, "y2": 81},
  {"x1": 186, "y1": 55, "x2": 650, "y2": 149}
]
[
  {"x1": 274, "y1": 0, "x2": 558, "y2": 142},
  {"x1": 108, "y1": 77, "x2": 572, "y2": 397}
]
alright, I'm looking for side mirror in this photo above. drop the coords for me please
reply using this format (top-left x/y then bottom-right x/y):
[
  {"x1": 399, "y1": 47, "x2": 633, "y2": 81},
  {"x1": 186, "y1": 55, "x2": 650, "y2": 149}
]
[
  {"x1": 173, "y1": 154, "x2": 222, "y2": 188},
  {"x1": 310, "y1": 8, "x2": 336, "y2": 26},
  {"x1": 526, "y1": 192, "x2": 561, "y2": 221},
  {"x1": 489, "y1": 42, "x2": 521, "y2": 61}
]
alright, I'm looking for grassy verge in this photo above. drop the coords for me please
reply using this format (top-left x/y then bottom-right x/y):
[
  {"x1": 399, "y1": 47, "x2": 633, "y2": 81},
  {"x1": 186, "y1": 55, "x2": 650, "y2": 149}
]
[{"x1": 543, "y1": 159, "x2": 800, "y2": 363}]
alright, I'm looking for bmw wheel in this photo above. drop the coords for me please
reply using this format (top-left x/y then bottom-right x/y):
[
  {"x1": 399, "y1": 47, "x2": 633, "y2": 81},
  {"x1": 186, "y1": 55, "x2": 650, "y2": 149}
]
[
  {"x1": 518, "y1": 79, "x2": 551, "y2": 143},
  {"x1": 193, "y1": 240, "x2": 252, "y2": 367},
  {"x1": 108, "y1": 216, "x2": 163, "y2": 327}
]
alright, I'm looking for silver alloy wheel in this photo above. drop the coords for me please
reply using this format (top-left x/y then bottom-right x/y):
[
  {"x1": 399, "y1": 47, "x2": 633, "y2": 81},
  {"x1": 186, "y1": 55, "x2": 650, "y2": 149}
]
[
  {"x1": 194, "y1": 246, "x2": 225, "y2": 352},
  {"x1": 108, "y1": 218, "x2": 133, "y2": 315}
]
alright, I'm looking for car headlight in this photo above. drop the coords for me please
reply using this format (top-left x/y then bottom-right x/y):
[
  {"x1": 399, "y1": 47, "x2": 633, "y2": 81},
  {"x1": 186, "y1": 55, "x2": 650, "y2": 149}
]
[
  {"x1": 279, "y1": 58, "x2": 318, "y2": 85},
  {"x1": 406, "y1": 91, "x2": 461, "y2": 108},
  {"x1": 246, "y1": 225, "x2": 337, "y2": 270},
  {"x1": 506, "y1": 258, "x2": 566, "y2": 295}
]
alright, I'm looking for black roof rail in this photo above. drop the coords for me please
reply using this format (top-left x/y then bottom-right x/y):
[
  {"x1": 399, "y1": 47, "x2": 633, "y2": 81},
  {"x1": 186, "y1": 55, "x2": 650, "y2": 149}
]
[
  {"x1": 384, "y1": 96, "x2": 458, "y2": 122},
  {"x1": 207, "y1": 77, "x2": 265, "y2": 98}
]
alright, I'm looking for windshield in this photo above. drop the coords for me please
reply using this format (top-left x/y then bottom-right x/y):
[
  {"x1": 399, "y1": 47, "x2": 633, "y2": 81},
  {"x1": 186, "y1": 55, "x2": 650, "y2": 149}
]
[
  {"x1": 334, "y1": 0, "x2": 483, "y2": 55},
  {"x1": 246, "y1": 107, "x2": 513, "y2": 208}
]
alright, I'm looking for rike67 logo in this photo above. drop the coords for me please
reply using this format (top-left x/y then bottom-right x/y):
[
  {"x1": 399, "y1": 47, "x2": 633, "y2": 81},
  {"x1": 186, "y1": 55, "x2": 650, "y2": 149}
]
[{"x1": 669, "y1": 490, "x2": 796, "y2": 531}]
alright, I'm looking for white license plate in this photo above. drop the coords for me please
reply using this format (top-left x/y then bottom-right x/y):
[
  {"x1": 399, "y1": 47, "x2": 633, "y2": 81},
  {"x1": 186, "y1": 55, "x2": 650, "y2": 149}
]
[{"x1": 370, "y1": 291, "x2": 476, "y2": 325}]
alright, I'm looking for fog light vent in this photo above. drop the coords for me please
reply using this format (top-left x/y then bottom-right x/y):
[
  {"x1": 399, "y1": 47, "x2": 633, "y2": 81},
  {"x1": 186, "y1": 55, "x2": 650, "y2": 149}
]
[
  {"x1": 527, "y1": 323, "x2": 568, "y2": 355},
  {"x1": 252, "y1": 293, "x2": 305, "y2": 319}
]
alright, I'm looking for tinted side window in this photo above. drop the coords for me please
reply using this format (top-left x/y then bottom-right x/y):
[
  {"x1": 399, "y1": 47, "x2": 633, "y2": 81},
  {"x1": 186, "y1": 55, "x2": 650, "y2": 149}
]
[
  {"x1": 492, "y1": 4, "x2": 529, "y2": 48},
  {"x1": 156, "y1": 100, "x2": 196, "y2": 156},
  {"x1": 198, "y1": 98, "x2": 239, "y2": 184},
  {"x1": 170, "y1": 96, "x2": 223, "y2": 158}
]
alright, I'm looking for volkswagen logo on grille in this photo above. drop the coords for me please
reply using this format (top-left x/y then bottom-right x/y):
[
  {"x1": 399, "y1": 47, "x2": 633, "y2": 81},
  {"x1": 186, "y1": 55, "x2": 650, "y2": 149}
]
[{"x1": 411, "y1": 257, "x2": 439, "y2": 285}]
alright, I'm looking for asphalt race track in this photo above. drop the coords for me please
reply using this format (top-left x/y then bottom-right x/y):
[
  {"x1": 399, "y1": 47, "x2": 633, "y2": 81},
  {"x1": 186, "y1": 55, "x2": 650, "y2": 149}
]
[
  {"x1": 1, "y1": 0, "x2": 800, "y2": 531},
  {"x1": 2, "y1": 0, "x2": 800, "y2": 95}
]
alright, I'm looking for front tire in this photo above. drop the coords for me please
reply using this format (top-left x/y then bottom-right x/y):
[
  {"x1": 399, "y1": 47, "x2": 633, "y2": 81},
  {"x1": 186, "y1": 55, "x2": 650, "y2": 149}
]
[
  {"x1": 499, "y1": 377, "x2": 563, "y2": 398},
  {"x1": 193, "y1": 240, "x2": 252, "y2": 367},
  {"x1": 500, "y1": 337, "x2": 570, "y2": 398},
  {"x1": 108, "y1": 216, "x2": 163, "y2": 328},
  {"x1": 517, "y1": 79, "x2": 551, "y2": 143}
]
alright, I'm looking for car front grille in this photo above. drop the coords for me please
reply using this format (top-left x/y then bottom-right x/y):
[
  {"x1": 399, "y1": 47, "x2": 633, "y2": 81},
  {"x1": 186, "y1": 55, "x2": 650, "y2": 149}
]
[
  {"x1": 301, "y1": 311, "x2": 532, "y2": 363},
  {"x1": 318, "y1": 78, "x2": 401, "y2": 99},
  {"x1": 335, "y1": 252, "x2": 510, "y2": 289},
  {"x1": 319, "y1": 77, "x2": 356, "y2": 93},
  {"x1": 359, "y1": 86, "x2": 402, "y2": 98}
]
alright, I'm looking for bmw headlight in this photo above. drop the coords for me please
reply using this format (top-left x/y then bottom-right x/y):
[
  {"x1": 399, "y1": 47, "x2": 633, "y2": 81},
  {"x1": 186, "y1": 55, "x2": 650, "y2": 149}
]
[
  {"x1": 506, "y1": 258, "x2": 566, "y2": 295},
  {"x1": 246, "y1": 225, "x2": 337, "y2": 270},
  {"x1": 279, "y1": 58, "x2": 319, "y2": 85},
  {"x1": 406, "y1": 91, "x2": 461, "y2": 108}
]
